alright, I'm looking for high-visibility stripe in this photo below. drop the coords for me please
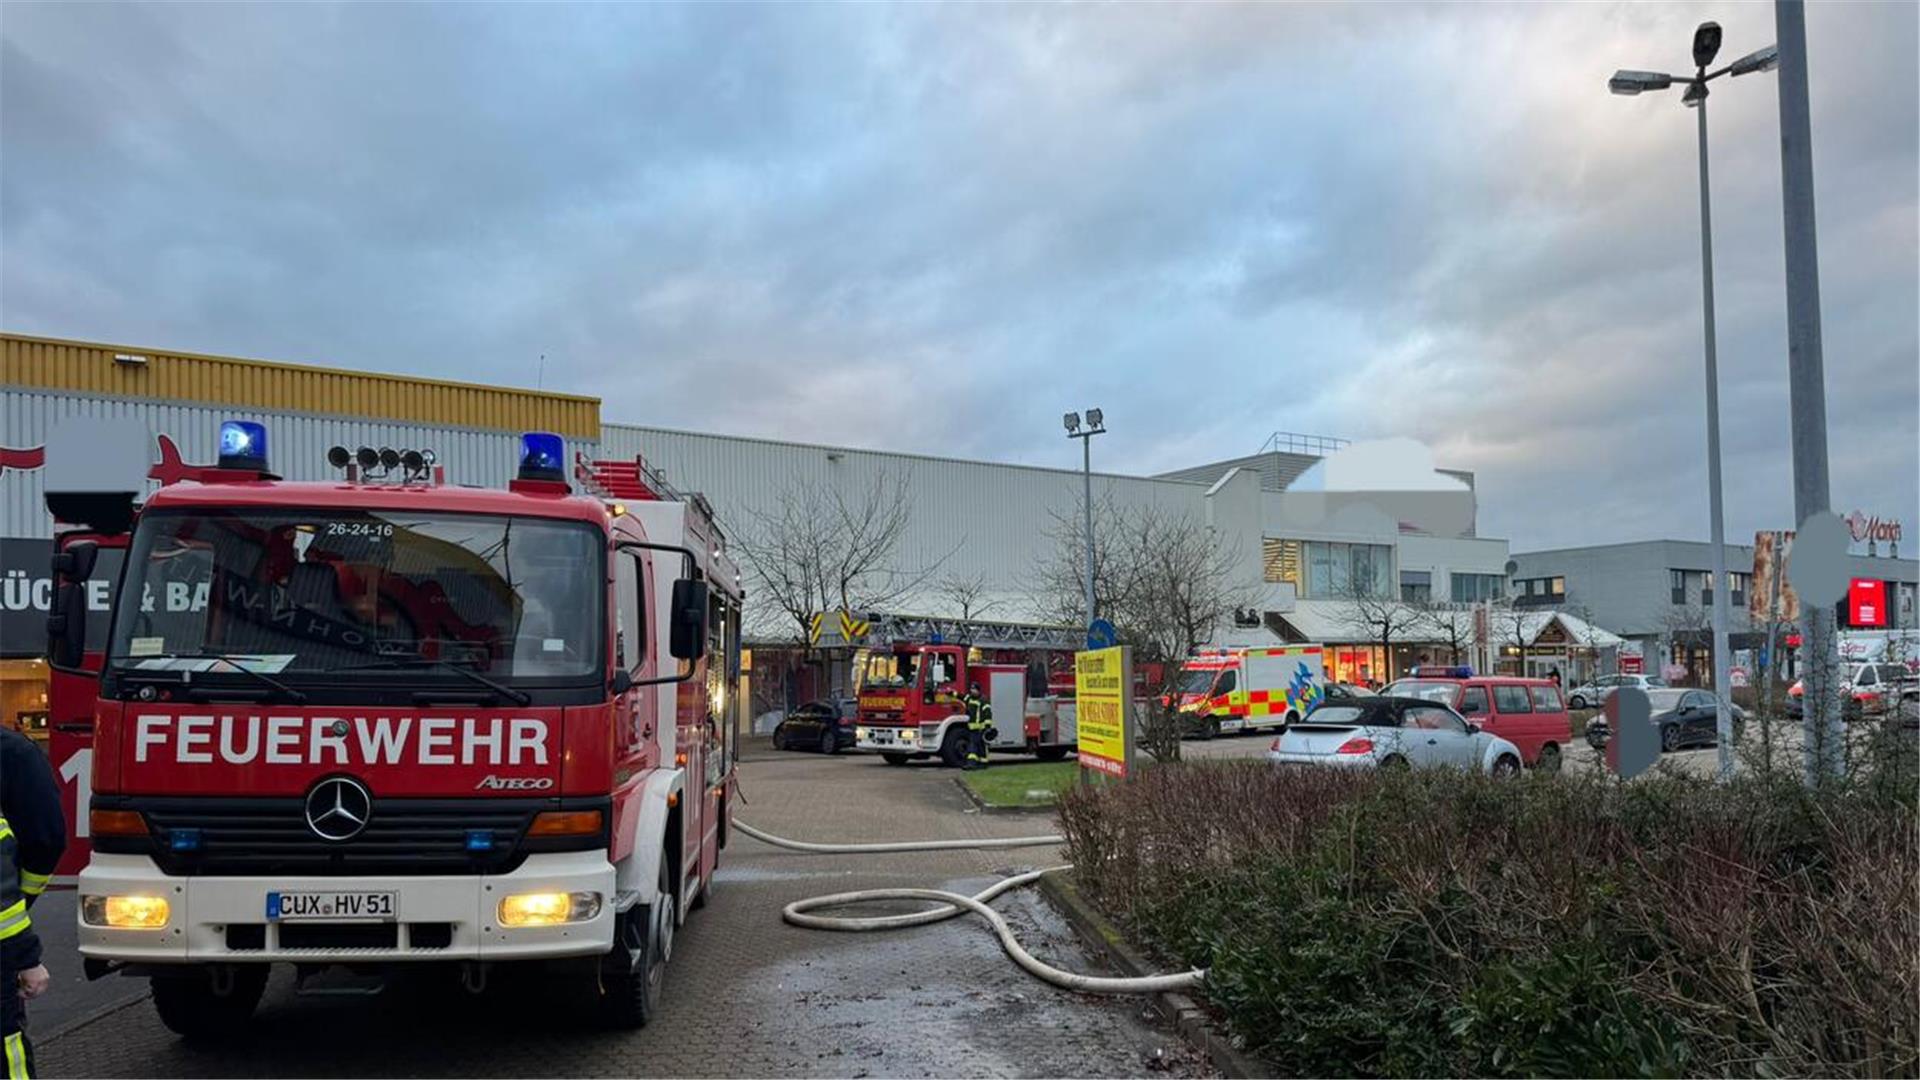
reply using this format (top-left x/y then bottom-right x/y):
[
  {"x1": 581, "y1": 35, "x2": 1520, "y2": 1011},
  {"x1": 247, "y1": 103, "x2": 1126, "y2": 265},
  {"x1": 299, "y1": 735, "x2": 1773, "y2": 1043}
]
[
  {"x1": 0, "y1": 820, "x2": 13, "y2": 842},
  {"x1": 0, "y1": 899, "x2": 29, "y2": 941},
  {"x1": 4, "y1": 1031, "x2": 28, "y2": 1080},
  {"x1": 20, "y1": 870, "x2": 50, "y2": 897}
]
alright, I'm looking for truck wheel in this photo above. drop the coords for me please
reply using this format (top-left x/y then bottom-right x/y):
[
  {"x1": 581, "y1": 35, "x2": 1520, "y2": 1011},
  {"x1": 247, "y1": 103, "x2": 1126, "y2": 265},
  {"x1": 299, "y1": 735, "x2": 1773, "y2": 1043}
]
[
  {"x1": 152, "y1": 965, "x2": 269, "y2": 1042},
  {"x1": 881, "y1": 753, "x2": 910, "y2": 766},
  {"x1": 1035, "y1": 747, "x2": 1068, "y2": 762},
  {"x1": 598, "y1": 856, "x2": 672, "y2": 1029},
  {"x1": 1206, "y1": 717, "x2": 1221, "y2": 740},
  {"x1": 939, "y1": 727, "x2": 967, "y2": 768}
]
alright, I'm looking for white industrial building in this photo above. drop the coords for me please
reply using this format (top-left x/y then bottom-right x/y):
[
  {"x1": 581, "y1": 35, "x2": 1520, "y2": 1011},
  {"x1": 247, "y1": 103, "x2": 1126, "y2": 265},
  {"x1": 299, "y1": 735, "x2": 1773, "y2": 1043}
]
[
  {"x1": 1, "y1": 332, "x2": 1516, "y2": 728},
  {"x1": 603, "y1": 424, "x2": 1515, "y2": 690}
]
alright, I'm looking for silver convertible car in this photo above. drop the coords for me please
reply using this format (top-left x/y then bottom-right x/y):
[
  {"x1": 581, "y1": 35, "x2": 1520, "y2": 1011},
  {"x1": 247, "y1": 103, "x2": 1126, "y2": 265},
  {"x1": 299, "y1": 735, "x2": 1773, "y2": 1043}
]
[{"x1": 1267, "y1": 696, "x2": 1526, "y2": 776}]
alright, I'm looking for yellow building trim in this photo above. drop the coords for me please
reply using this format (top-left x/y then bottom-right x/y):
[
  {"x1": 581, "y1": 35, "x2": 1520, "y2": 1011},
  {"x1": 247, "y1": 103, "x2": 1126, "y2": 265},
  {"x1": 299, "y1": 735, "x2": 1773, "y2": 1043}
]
[{"x1": 2, "y1": 332, "x2": 600, "y2": 440}]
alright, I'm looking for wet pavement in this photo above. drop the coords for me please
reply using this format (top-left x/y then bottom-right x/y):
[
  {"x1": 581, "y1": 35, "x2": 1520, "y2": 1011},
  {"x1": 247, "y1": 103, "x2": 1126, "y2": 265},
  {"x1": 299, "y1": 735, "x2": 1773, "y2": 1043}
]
[{"x1": 38, "y1": 742, "x2": 1214, "y2": 1079}]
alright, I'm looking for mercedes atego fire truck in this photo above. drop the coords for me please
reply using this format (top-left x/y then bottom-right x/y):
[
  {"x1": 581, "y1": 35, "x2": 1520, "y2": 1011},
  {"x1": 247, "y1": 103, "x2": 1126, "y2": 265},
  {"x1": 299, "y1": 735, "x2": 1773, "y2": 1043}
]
[{"x1": 43, "y1": 422, "x2": 741, "y2": 1038}]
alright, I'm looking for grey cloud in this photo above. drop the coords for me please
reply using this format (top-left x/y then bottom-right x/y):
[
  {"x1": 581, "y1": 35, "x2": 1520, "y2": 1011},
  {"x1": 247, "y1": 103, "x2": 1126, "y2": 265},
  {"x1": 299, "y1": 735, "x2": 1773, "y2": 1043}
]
[{"x1": 1, "y1": 1, "x2": 1912, "y2": 550}]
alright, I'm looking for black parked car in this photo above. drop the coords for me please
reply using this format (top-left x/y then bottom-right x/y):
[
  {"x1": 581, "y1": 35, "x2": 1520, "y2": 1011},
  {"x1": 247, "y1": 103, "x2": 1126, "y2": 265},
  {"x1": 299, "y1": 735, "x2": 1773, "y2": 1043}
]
[
  {"x1": 773, "y1": 698, "x2": 858, "y2": 754},
  {"x1": 1584, "y1": 688, "x2": 1746, "y2": 753}
]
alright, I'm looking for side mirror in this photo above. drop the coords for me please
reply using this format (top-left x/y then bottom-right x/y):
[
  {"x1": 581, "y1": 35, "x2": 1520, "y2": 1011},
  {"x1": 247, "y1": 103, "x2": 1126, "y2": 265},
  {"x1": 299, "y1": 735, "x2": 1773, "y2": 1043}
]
[
  {"x1": 47, "y1": 580, "x2": 88, "y2": 668},
  {"x1": 669, "y1": 579, "x2": 709, "y2": 661},
  {"x1": 54, "y1": 539, "x2": 100, "y2": 581},
  {"x1": 610, "y1": 669, "x2": 633, "y2": 695}
]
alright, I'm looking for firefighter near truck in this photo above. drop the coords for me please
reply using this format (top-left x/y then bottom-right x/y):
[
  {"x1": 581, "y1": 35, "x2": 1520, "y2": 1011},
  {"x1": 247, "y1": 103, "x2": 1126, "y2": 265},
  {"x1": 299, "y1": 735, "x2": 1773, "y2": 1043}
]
[
  {"x1": 853, "y1": 641, "x2": 1078, "y2": 767},
  {"x1": 41, "y1": 421, "x2": 743, "y2": 1038}
]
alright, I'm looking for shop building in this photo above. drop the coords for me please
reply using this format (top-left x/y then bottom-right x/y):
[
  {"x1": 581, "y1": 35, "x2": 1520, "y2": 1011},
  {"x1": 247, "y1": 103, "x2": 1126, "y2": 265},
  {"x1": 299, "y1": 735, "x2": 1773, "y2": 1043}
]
[{"x1": 1510, "y1": 536, "x2": 1918, "y2": 684}]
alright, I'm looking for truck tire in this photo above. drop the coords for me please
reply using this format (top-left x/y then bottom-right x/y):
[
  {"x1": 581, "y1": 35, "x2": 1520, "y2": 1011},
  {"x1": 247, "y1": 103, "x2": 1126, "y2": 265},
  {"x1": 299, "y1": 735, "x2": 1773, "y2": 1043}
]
[
  {"x1": 1035, "y1": 747, "x2": 1068, "y2": 762},
  {"x1": 598, "y1": 856, "x2": 672, "y2": 1029},
  {"x1": 151, "y1": 965, "x2": 269, "y2": 1042},
  {"x1": 938, "y1": 727, "x2": 967, "y2": 769},
  {"x1": 881, "y1": 753, "x2": 911, "y2": 766}
]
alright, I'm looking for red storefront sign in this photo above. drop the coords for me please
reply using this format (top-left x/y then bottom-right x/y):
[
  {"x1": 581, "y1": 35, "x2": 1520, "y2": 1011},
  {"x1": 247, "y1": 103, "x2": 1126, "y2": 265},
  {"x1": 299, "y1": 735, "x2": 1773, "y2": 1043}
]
[
  {"x1": 1849, "y1": 578, "x2": 1888, "y2": 628},
  {"x1": 1618, "y1": 654, "x2": 1644, "y2": 674}
]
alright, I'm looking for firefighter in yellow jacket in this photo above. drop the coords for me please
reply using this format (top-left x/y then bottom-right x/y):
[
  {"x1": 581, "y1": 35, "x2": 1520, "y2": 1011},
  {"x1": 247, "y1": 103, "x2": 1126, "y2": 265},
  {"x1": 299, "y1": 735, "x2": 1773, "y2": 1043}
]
[
  {"x1": 959, "y1": 686, "x2": 993, "y2": 771},
  {"x1": 3, "y1": 727, "x2": 66, "y2": 1079}
]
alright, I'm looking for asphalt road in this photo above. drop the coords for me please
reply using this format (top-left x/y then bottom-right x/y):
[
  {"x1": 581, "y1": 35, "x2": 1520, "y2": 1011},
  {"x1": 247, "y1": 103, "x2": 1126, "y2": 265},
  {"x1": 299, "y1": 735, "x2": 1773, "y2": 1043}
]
[{"x1": 36, "y1": 740, "x2": 1212, "y2": 1079}]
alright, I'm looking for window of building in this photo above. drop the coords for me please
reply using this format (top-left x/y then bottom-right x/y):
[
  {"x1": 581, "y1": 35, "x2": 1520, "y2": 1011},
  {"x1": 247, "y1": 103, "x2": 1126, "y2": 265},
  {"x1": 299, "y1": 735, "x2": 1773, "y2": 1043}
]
[
  {"x1": 1451, "y1": 573, "x2": 1504, "y2": 603},
  {"x1": 1295, "y1": 541, "x2": 1393, "y2": 598},
  {"x1": 1671, "y1": 569, "x2": 1687, "y2": 605},
  {"x1": 1262, "y1": 538, "x2": 1301, "y2": 587},
  {"x1": 1514, "y1": 576, "x2": 1565, "y2": 601},
  {"x1": 1400, "y1": 570, "x2": 1432, "y2": 604}
]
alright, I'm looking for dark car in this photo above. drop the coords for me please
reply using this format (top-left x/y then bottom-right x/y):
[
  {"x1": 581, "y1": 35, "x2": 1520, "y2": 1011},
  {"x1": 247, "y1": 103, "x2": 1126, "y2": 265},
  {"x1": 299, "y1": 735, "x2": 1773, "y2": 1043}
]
[
  {"x1": 1584, "y1": 688, "x2": 1746, "y2": 753},
  {"x1": 773, "y1": 698, "x2": 858, "y2": 754}
]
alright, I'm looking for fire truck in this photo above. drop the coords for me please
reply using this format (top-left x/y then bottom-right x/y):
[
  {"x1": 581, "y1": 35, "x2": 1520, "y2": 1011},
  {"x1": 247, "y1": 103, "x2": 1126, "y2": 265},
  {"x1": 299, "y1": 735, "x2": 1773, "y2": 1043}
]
[
  {"x1": 848, "y1": 618, "x2": 1082, "y2": 767},
  {"x1": 42, "y1": 420, "x2": 741, "y2": 1037}
]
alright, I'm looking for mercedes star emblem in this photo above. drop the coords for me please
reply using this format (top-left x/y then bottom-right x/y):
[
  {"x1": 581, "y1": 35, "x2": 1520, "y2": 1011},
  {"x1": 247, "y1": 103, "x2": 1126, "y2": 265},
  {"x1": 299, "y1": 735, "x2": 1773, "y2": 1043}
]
[{"x1": 304, "y1": 776, "x2": 373, "y2": 841}]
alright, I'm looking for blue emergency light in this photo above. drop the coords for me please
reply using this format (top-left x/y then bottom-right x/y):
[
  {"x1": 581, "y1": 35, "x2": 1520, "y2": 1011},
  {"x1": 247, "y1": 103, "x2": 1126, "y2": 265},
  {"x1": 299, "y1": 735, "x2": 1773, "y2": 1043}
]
[
  {"x1": 169, "y1": 828, "x2": 203, "y2": 853},
  {"x1": 217, "y1": 420, "x2": 270, "y2": 472},
  {"x1": 465, "y1": 830, "x2": 495, "y2": 852},
  {"x1": 518, "y1": 431, "x2": 566, "y2": 482},
  {"x1": 1413, "y1": 664, "x2": 1474, "y2": 679}
]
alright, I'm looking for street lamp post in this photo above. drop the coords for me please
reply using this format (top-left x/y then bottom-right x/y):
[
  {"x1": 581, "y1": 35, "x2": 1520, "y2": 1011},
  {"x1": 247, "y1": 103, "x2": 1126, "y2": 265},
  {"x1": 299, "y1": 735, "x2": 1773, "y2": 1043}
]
[
  {"x1": 1611, "y1": 25, "x2": 1778, "y2": 781},
  {"x1": 1064, "y1": 409, "x2": 1107, "y2": 629}
]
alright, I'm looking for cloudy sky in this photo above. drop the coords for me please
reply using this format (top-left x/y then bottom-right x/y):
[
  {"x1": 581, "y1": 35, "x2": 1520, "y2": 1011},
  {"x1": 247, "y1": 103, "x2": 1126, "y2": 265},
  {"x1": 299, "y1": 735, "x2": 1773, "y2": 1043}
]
[{"x1": 3, "y1": 2, "x2": 1914, "y2": 551}]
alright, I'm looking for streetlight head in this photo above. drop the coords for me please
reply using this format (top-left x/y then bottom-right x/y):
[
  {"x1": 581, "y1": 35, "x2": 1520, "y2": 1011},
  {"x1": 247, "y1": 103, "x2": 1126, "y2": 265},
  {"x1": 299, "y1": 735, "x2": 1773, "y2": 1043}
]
[
  {"x1": 1609, "y1": 69, "x2": 1673, "y2": 96},
  {"x1": 1682, "y1": 80, "x2": 1707, "y2": 107},
  {"x1": 1085, "y1": 407, "x2": 1104, "y2": 430},
  {"x1": 1063, "y1": 412, "x2": 1081, "y2": 434},
  {"x1": 1729, "y1": 43, "x2": 1779, "y2": 76},
  {"x1": 1692, "y1": 21, "x2": 1722, "y2": 69}
]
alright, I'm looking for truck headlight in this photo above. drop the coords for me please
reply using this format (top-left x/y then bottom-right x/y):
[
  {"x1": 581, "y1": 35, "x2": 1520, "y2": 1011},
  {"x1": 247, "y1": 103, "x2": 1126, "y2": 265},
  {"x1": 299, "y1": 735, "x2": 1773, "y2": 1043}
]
[
  {"x1": 497, "y1": 891, "x2": 602, "y2": 927},
  {"x1": 81, "y1": 895, "x2": 170, "y2": 929},
  {"x1": 854, "y1": 726, "x2": 870, "y2": 740},
  {"x1": 901, "y1": 728, "x2": 918, "y2": 741}
]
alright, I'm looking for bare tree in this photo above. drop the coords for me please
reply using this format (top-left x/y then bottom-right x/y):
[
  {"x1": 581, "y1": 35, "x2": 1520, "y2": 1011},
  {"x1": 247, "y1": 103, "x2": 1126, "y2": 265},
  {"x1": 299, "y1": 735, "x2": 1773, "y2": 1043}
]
[
  {"x1": 1027, "y1": 501, "x2": 1259, "y2": 762},
  {"x1": 1412, "y1": 601, "x2": 1472, "y2": 665},
  {"x1": 934, "y1": 570, "x2": 999, "y2": 621},
  {"x1": 1332, "y1": 580, "x2": 1423, "y2": 683},
  {"x1": 733, "y1": 469, "x2": 953, "y2": 648}
]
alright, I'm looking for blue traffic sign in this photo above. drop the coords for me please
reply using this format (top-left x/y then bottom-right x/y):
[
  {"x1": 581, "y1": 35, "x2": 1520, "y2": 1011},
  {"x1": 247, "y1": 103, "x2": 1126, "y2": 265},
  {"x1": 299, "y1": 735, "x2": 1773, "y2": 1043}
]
[{"x1": 1086, "y1": 618, "x2": 1118, "y2": 650}]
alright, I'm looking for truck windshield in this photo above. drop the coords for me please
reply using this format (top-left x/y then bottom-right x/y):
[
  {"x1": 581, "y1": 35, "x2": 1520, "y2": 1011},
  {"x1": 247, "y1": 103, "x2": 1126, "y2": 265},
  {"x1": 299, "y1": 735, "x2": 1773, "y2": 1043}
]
[
  {"x1": 105, "y1": 508, "x2": 604, "y2": 685},
  {"x1": 1176, "y1": 667, "x2": 1219, "y2": 694}
]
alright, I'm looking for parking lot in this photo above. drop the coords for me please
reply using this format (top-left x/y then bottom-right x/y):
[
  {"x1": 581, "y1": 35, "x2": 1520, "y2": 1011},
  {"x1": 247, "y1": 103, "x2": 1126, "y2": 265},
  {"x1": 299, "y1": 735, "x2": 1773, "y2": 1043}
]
[{"x1": 34, "y1": 740, "x2": 1210, "y2": 1079}]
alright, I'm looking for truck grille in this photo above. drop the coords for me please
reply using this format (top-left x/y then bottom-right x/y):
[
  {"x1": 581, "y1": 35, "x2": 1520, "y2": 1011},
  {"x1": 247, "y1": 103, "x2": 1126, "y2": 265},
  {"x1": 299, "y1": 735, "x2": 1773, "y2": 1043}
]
[{"x1": 97, "y1": 796, "x2": 595, "y2": 877}]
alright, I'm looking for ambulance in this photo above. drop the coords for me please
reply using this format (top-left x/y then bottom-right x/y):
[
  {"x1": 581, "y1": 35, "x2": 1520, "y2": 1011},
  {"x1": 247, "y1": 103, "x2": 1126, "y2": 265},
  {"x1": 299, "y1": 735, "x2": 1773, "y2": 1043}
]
[{"x1": 1171, "y1": 645, "x2": 1327, "y2": 738}]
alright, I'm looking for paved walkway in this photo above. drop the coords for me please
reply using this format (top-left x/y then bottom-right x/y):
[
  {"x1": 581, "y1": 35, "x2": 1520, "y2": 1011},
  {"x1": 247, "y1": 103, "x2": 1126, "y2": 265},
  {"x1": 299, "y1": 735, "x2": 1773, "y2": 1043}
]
[{"x1": 38, "y1": 741, "x2": 1211, "y2": 1079}]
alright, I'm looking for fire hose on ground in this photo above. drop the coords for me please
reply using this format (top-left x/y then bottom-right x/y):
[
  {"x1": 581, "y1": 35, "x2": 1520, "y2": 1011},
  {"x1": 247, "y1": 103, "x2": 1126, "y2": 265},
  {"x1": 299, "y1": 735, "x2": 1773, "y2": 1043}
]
[{"x1": 730, "y1": 820, "x2": 1206, "y2": 994}]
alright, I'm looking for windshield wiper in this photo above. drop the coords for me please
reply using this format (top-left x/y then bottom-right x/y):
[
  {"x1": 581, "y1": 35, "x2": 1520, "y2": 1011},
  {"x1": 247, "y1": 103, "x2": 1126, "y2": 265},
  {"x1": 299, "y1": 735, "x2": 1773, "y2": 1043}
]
[
  {"x1": 330, "y1": 656, "x2": 531, "y2": 706},
  {"x1": 112, "y1": 650, "x2": 308, "y2": 704}
]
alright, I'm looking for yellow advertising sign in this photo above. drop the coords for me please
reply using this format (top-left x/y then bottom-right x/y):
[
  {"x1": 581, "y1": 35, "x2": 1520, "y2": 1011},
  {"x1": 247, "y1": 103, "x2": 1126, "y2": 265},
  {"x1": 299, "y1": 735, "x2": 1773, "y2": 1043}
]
[{"x1": 1075, "y1": 646, "x2": 1133, "y2": 778}]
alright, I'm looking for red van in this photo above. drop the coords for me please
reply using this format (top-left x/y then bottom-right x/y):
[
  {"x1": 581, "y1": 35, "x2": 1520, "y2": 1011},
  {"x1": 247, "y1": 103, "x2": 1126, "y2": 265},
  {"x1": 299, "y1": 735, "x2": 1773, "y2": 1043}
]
[{"x1": 1383, "y1": 668, "x2": 1570, "y2": 771}]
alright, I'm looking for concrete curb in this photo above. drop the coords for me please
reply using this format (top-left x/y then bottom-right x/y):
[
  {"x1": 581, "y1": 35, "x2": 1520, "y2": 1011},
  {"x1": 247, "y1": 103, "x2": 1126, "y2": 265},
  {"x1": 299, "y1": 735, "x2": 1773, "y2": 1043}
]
[{"x1": 1038, "y1": 873, "x2": 1274, "y2": 1080}]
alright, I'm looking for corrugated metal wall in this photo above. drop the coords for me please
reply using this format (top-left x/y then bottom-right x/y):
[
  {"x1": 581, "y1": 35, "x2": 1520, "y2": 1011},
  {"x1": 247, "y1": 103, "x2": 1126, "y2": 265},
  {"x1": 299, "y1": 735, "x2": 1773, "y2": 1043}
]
[
  {"x1": 1, "y1": 391, "x2": 600, "y2": 538},
  {"x1": 3, "y1": 333, "x2": 599, "y2": 440},
  {"x1": 601, "y1": 424, "x2": 1209, "y2": 625}
]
